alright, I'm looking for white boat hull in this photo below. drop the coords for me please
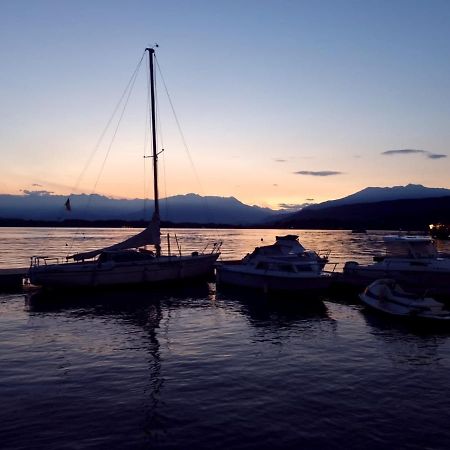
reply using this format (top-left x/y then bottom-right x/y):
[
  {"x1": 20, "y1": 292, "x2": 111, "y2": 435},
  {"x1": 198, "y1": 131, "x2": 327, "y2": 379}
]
[
  {"x1": 29, "y1": 254, "x2": 219, "y2": 288},
  {"x1": 216, "y1": 265, "x2": 332, "y2": 293},
  {"x1": 344, "y1": 260, "x2": 450, "y2": 297}
]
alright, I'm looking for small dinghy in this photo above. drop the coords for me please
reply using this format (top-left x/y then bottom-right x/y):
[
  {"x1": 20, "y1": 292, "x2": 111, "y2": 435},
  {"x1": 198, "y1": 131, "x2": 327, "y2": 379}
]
[{"x1": 359, "y1": 279, "x2": 450, "y2": 321}]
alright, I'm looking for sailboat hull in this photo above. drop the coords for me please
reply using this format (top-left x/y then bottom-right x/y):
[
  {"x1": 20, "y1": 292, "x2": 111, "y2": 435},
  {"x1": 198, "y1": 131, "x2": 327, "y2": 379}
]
[{"x1": 29, "y1": 254, "x2": 219, "y2": 289}]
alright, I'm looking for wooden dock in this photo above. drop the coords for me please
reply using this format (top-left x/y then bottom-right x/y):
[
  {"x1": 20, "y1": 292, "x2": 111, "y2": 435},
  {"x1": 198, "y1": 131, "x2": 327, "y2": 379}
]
[{"x1": 0, "y1": 268, "x2": 28, "y2": 290}]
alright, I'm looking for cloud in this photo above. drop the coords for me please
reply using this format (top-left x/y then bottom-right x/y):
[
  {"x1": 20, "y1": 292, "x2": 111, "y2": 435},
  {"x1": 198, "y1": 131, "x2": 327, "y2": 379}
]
[
  {"x1": 294, "y1": 170, "x2": 342, "y2": 176},
  {"x1": 382, "y1": 149, "x2": 426, "y2": 156},
  {"x1": 278, "y1": 202, "x2": 314, "y2": 211},
  {"x1": 274, "y1": 159, "x2": 287, "y2": 163},
  {"x1": 382, "y1": 149, "x2": 447, "y2": 159},
  {"x1": 273, "y1": 183, "x2": 278, "y2": 187},
  {"x1": 32, "y1": 183, "x2": 43, "y2": 187},
  {"x1": 306, "y1": 198, "x2": 314, "y2": 201},
  {"x1": 21, "y1": 189, "x2": 54, "y2": 196}
]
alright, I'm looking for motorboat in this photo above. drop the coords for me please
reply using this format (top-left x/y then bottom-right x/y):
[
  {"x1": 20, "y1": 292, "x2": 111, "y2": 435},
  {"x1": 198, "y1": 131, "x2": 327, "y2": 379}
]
[
  {"x1": 216, "y1": 235, "x2": 333, "y2": 295},
  {"x1": 359, "y1": 279, "x2": 450, "y2": 321},
  {"x1": 343, "y1": 235, "x2": 450, "y2": 297},
  {"x1": 28, "y1": 47, "x2": 220, "y2": 289}
]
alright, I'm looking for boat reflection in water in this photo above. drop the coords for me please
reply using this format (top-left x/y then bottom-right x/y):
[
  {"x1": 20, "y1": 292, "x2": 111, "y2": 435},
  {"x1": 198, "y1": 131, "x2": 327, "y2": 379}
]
[
  {"x1": 26, "y1": 282, "x2": 216, "y2": 443},
  {"x1": 215, "y1": 290, "x2": 331, "y2": 326},
  {"x1": 26, "y1": 281, "x2": 214, "y2": 311},
  {"x1": 360, "y1": 305, "x2": 450, "y2": 367}
]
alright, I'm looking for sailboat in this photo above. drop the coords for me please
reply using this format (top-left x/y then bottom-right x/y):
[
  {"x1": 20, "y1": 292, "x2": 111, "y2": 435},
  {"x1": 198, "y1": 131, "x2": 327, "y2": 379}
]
[{"x1": 28, "y1": 48, "x2": 221, "y2": 289}]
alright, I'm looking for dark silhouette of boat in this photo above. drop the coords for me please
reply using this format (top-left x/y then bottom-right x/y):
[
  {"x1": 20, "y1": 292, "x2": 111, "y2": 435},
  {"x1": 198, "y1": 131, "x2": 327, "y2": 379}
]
[
  {"x1": 429, "y1": 223, "x2": 450, "y2": 240},
  {"x1": 29, "y1": 47, "x2": 220, "y2": 289}
]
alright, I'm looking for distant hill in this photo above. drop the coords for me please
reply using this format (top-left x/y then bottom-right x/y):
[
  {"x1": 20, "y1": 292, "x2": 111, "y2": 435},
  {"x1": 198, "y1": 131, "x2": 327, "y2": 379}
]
[
  {"x1": 0, "y1": 192, "x2": 277, "y2": 225},
  {"x1": 308, "y1": 184, "x2": 450, "y2": 210},
  {"x1": 2, "y1": 184, "x2": 450, "y2": 229},
  {"x1": 270, "y1": 196, "x2": 450, "y2": 230}
]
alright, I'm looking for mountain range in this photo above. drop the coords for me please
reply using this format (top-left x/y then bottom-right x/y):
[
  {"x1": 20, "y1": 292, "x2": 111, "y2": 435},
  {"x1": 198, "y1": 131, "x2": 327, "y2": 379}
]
[
  {"x1": 307, "y1": 184, "x2": 450, "y2": 210},
  {"x1": 270, "y1": 196, "x2": 450, "y2": 230},
  {"x1": 0, "y1": 192, "x2": 275, "y2": 225},
  {"x1": 1, "y1": 184, "x2": 450, "y2": 228},
  {"x1": 269, "y1": 184, "x2": 450, "y2": 230}
]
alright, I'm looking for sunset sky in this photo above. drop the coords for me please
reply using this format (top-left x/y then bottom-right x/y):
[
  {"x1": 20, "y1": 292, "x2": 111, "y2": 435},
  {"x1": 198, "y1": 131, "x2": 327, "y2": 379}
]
[{"x1": 1, "y1": 0, "x2": 450, "y2": 209}]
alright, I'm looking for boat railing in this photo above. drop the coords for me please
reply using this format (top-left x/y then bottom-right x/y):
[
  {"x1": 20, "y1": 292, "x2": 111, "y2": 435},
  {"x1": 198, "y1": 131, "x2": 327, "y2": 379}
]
[
  {"x1": 318, "y1": 249, "x2": 331, "y2": 259},
  {"x1": 30, "y1": 256, "x2": 61, "y2": 267},
  {"x1": 323, "y1": 262, "x2": 339, "y2": 273},
  {"x1": 201, "y1": 241, "x2": 222, "y2": 255}
]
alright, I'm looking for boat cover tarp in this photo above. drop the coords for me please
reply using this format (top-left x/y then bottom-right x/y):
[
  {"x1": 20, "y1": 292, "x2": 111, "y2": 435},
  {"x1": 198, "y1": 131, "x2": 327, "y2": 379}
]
[
  {"x1": 69, "y1": 214, "x2": 161, "y2": 261},
  {"x1": 257, "y1": 237, "x2": 305, "y2": 256}
]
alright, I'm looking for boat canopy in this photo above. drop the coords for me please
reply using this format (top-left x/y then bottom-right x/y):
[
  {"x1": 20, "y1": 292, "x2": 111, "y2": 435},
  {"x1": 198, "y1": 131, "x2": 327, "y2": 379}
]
[
  {"x1": 69, "y1": 214, "x2": 161, "y2": 261},
  {"x1": 255, "y1": 235, "x2": 306, "y2": 256},
  {"x1": 383, "y1": 235, "x2": 438, "y2": 259}
]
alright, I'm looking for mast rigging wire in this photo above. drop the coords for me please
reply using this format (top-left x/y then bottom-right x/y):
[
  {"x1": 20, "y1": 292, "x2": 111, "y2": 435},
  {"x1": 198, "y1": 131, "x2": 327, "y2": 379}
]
[
  {"x1": 66, "y1": 52, "x2": 146, "y2": 256},
  {"x1": 155, "y1": 56, "x2": 215, "y2": 225},
  {"x1": 71, "y1": 52, "x2": 146, "y2": 196}
]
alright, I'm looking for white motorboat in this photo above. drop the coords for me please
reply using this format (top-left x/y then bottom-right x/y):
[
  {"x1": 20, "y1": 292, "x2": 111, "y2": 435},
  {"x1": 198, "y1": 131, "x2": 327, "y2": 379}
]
[
  {"x1": 359, "y1": 279, "x2": 450, "y2": 321},
  {"x1": 216, "y1": 235, "x2": 332, "y2": 294},
  {"x1": 343, "y1": 235, "x2": 450, "y2": 297},
  {"x1": 29, "y1": 47, "x2": 220, "y2": 289}
]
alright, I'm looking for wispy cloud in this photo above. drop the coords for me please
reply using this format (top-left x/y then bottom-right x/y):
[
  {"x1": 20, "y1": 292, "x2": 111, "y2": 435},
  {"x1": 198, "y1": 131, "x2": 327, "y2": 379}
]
[
  {"x1": 294, "y1": 170, "x2": 342, "y2": 176},
  {"x1": 382, "y1": 149, "x2": 426, "y2": 156},
  {"x1": 382, "y1": 149, "x2": 447, "y2": 159},
  {"x1": 21, "y1": 189, "x2": 54, "y2": 196},
  {"x1": 274, "y1": 159, "x2": 287, "y2": 163},
  {"x1": 32, "y1": 183, "x2": 43, "y2": 187},
  {"x1": 278, "y1": 202, "x2": 314, "y2": 211},
  {"x1": 306, "y1": 198, "x2": 314, "y2": 201}
]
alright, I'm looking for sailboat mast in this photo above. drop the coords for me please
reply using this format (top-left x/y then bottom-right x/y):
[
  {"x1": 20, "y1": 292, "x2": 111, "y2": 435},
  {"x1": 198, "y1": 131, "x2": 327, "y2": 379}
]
[
  {"x1": 146, "y1": 47, "x2": 161, "y2": 257},
  {"x1": 147, "y1": 48, "x2": 159, "y2": 217}
]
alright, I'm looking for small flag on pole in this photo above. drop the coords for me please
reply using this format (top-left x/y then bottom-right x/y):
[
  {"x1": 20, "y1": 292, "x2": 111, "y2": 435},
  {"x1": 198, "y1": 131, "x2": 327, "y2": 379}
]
[{"x1": 65, "y1": 198, "x2": 71, "y2": 211}]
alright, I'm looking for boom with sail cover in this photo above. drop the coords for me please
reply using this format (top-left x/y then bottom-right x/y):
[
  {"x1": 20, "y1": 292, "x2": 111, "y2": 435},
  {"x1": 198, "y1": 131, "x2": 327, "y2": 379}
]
[{"x1": 69, "y1": 213, "x2": 160, "y2": 261}]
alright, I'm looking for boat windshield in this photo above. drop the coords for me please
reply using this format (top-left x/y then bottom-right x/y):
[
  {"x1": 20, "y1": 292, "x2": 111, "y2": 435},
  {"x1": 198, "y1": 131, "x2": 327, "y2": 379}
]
[{"x1": 385, "y1": 239, "x2": 438, "y2": 259}]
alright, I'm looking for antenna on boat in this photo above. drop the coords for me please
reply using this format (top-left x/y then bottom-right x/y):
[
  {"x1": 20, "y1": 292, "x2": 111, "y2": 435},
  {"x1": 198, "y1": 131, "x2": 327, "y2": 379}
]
[{"x1": 146, "y1": 46, "x2": 161, "y2": 257}]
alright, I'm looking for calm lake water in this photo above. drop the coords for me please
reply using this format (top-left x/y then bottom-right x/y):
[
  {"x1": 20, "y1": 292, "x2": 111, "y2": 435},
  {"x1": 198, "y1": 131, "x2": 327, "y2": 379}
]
[{"x1": 1, "y1": 228, "x2": 450, "y2": 449}]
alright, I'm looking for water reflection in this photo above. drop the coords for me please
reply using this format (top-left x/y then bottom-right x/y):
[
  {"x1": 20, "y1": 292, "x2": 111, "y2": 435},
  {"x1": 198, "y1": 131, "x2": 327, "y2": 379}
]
[
  {"x1": 3, "y1": 228, "x2": 450, "y2": 449},
  {"x1": 323, "y1": 288, "x2": 362, "y2": 306},
  {"x1": 26, "y1": 282, "x2": 212, "y2": 312},
  {"x1": 26, "y1": 286, "x2": 203, "y2": 444},
  {"x1": 361, "y1": 308, "x2": 450, "y2": 366},
  {"x1": 214, "y1": 288, "x2": 335, "y2": 342}
]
